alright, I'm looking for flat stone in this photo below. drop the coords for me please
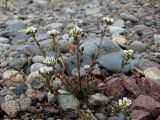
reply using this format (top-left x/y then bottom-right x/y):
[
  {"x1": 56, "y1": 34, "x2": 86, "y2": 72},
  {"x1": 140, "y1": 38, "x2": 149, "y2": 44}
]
[
  {"x1": 108, "y1": 26, "x2": 125, "y2": 35},
  {"x1": 120, "y1": 13, "x2": 138, "y2": 22},
  {"x1": 154, "y1": 34, "x2": 160, "y2": 44},
  {"x1": 113, "y1": 19, "x2": 125, "y2": 28},
  {"x1": 129, "y1": 41, "x2": 147, "y2": 52},
  {"x1": 1, "y1": 101, "x2": 20, "y2": 118},
  {"x1": 0, "y1": 37, "x2": 9, "y2": 43},
  {"x1": 130, "y1": 110, "x2": 150, "y2": 120},
  {"x1": 144, "y1": 67, "x2": 160, "y2": 85}
]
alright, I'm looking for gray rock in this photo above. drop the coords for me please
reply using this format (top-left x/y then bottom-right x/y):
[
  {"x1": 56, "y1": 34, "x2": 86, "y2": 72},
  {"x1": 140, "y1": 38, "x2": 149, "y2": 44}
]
[
  {"x1": 120, "y1": 13, "x2": 138, "y2": 22},
  {"x1": 71, "y1": 68, "x2": 86, "y2": 77},
  {"x1": 80, "y1": 37, "x2": 120, "y2": 56},
  {"x1": 47, "y1": 92, "x2": 56, "y2": 104},
  {"x1": 30, "y1": 63, "x2": 45, "y2": 72},
  {"x1": 4, "y1": 95, "x2": 14, "y2": 101},
  {"x1": 6, "y1": 20, "x2": 26, "y2": 32},
  {"x1": 113, "y1": 19, "x2": 125, "y2": 28},
  {"x1": 144, "y1": 67, "x2": 160, "y2": 85},
  {"x1": 52, "y1": 78, "x2": 62, "y2": 89},
  {"x1": 0, "y1": 37, "x2": 9, "y2": 43},
  {"x1": 108, "y1": 26, "x2": 125, "y2": 35},
  {"x1": 58, "y1": 94, "x2": 79, "y2": 111},
  {"x1": 154, "y1": 34, "x2": 160, "y2": 44},
  {"x1": 129, "y1": 41, "x2": 148, "y2": 52},
  {"x1": 13, "y1": 32, "x2": 30, "y2": 42},
  {"x1": 85, "y1": 7, "x2": 101, "y2": 16},
  {"x1": 19, "y1": 97, "x2": 32, "y2": 111},
  {"x1": 95, "y1": 113, "x2": 106, "y2": 120},
  {"x1": 13, "y1": 44, "x2": 42, "y2": 56},
  {"x1": 15, "y1": 83, "x2": 28, "y2": 95},
  {"x1": 97, "y1": 51, "x2": 138, "y2": 73},
  {"x1": 65, "y1": 55, "x2": 92, "y2": 75},
  {"x1": 32, "y1": 55, "x2": 45, "y2": 63},
  {"x1": 0, "y1": 43, "x2": 11, "y2": 52},
  {"x1": 9, "y1": 57, "x2": 27, "y2": 71},
  {"x1": 88, "y1": 93, "x2": 109, "y2": 106}
]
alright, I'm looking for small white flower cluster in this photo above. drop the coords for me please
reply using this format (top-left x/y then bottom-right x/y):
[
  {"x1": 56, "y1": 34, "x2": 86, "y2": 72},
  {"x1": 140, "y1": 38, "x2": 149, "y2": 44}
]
[
  {"x1": 48, "y1": 30, "x2": 59, "y2": 37},
  {"x1": 118, "y1": 97, "x2": 132, "y2": 107},
  {"x1": 103, "y1": 17, "x2": 114, "y2": 25},
  {"x1": 70, "y1": 26, "x2": 83, "y2": 38},
  {"x1": 123, "y1": 49, "x2": 134, "y2": 56},
  {"x1": 39, "y1": 66, "x2": 53, "y2": 74},
  {"x1": 26, "y1": 26, "x2": 37, "y2": 34},
  {"x1": 43, "y1": 57, "x2": 56, "y2": 65}
]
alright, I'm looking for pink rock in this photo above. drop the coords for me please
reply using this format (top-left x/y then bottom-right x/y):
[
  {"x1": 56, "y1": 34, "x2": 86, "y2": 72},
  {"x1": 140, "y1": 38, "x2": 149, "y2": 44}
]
[
  {"x1": 1, "y1": 101, "x2": 20, "y2": 118},
  {"x1": 130, "y1": 110, "x2": 150, "y2": 120}
]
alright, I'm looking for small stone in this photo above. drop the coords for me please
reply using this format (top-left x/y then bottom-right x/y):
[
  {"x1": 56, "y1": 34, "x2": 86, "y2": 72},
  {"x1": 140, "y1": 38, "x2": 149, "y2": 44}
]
[
  {"x1": 9, "y1": 57, "x2": 27, "y2": 71},
  {"x1": 1, "y1": 101, "x2": 20, "y2": 118},
  {"x1": 19, "y1": 97, "x2": 32, "y2": 111},
  {"x1": 92, "y1": 68, "x2": 101, "y2": 76},
  {"x1": 129, "y1": 41, "x2": 148, "y2": 52},
  {"x1": 30, "y1": 63, "x2": 46, "y2": 72},
  {"x1": 130, "y1": 110, "x2": 150, "y2": 120},
  {"x1": 95, "y1": 113, "x2": 106, "y2": 120},
  {"x1": 47, "y1": 92, "x2": 56, "y2": 104},
  {"x1": 108, "y1": 26, "x2": 124, "y2": 35},
  {"x1": 131, "y1": 95, "x2": 160, "y2": 117},
  {"x1": 44, "y1": 106, "x2": 59, "y2": 114},
  {"x1": 52, "y1": 78, "x2": 62, "y2": 89},
  {"x1": 154, "y1": 34, "x2": 160, "y2": 44},
  {"x1": 15, "y1": 83, "x2": 28, "y2": 95},
  {"x1": 4, "y1": 95, "x2": 14, "y2": 101},
  {"x1": 88, "y1": 93, "x2": 109, "y2": 105},
  {"x1": 113, "y1": 19, "x2": 125, "y2": 28},
  {"x1": 112, "y1": 35, "x2": 127, "y2": 47},
  {"x1": 144, "y1": 67, "x2": 160, "y2": 85},
  {"x1": 58, "y1": 94, "x2": 79, "y2": 111},
  {"x1": 0, "y1": 37, "x2": 9, "y2": 43},
  {"x1": 106, "y1": 78, "x2": 124, "y2": 99},
  {"x1": 32, "y1": 55, "x2": 45, "y2": 63},
  {"x1": 120, "y1": 13, "x2": 138, "y2": 22}
]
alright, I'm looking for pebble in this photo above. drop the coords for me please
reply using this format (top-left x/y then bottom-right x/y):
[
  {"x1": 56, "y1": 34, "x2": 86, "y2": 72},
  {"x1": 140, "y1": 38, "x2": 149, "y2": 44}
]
[
  {"x1": 120, "y1": 12, "x2": 138, "y2": 22},
  {"x1": 19, "y1": 97, "x2": 32, "y2": 111}
]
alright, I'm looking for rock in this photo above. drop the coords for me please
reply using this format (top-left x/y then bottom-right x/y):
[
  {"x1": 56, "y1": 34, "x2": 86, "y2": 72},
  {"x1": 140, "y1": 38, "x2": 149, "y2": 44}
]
[
  {"x1": 129, "y1": 41, "x2": 148, "y2": 52},
  {"x1": 30, "y1": 63, "x2": 46, "y2": 72},
  {"x1": 113, "y1": 19, "x2": 125, "y2": 28},
  {"x1": 88, "y1": 93, "x2": 109, "y2": 106},
  {"x1": 106, "y1": 113, "x2": 125, "y2": 120},
  {"x1": 65, "y1": 55, "x2": 92, "y2": 75},
  {"x1": 14, "y1": 32, "x2": 30, "y2": 42},
  {"x1": 32, "y1": 55, "x2": 45, "y2": 63},
  {"x1": 131, "y1": 95, "x2": 160, "y2": 117},
  {"x1": 6, "y1": 20, "x2": 26, "y2": 32},
  {"x1": 0, "y1": 37, "x2": 9, "y2": 43},
  {"x1": 33, "y1": 0, "x2": 49, "y2": 5},
  {"x1": 85, "y1": 7, "x2": 101, "y2": 16},
  {"x1": 58, "y1": 94, "x2": 79, "y2": 111},
  {"x1": 97, "y1": 51, "x2": 137, "y2": 73},
  {"x1": 52, "y1": 78, "x2": 62, "y2": 89},
  {"x1": 95, "y1": 113, "x2": 106, "y2": 120},
  {"x1": 106, "y1": 78, "x2": 124, "y2": 99},
  {"x1": 26, "y1": 71, "x2": 44, "y2": 84},
  {"x1": 130, "y1": 110, "x2": 150, "y2": 120},
  {"x1": 44, "y1": 106, "x2": 59, "y2": 114},
  {"x1": 19, "y1": 97, "x2": 32, "y2": 111},
  {"x1": 44, "y1": 23, "x2": 63, "y2": 30},
  {"x1": 0, "y1": 60, "x2": 9, "y2": 68},
  {"x1": 120, "y1": 13, "x2": 138, "y2": 22},
  {"x1": 137, "y1": 59, "x2": 160, "y2": 71},
  {"x1": 2, "y1": 70, "x2": 24, "y2": 87},
  {"x1": 144, "y1": 67, "x2": 160, "y2": 85},
  {"x1": 15, "y1": 83, "x2": 28, "y2": 95},
  {"x1": 71, "y1": 68, "x2": 86, "y2": 77},
  {"x1": 112, "y1": 35, "x2": 128, "y2": 47},
  {"x1": 154, "y1": 34, "x2": 160, "y2": 44},
  {"x1": 0, "y1": 43, "x2": 11, "y2": 52},
  {"x1": 4, "y1": 95, "x2": 14, "y2": 101},
  {"x1": 13, "y1": 44, "x2": 42, "y2": 56},
  {"x1": 47, "y1": 92, "x2": 56, "y2": 104},
  {"x1": 122, "y1": 77, "x2": 141, "y2": 97},
  {"x1": 80, "y1": 37, "x2": 120, "y2": 56},
  {"x1": 9, "y1": 57, "x2": 27, "y2": 71},
  {"x1": 1, "y1": 101, "x2": 20, "y2": 118},
  {"x1": 108, "y1": 26, "x2": 124, "y2": 35}
]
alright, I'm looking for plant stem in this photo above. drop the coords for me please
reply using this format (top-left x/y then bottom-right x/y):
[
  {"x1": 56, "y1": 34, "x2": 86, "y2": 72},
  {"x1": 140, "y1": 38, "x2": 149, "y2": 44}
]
[
  {"x1": 33, "y1": 36, "x2": 46, "y2": 57},
  {"x1": 46, "y1": 77, "x2": 54, "y2": 94},
  {"x1": 76, "y1": 37, "x2": 81, "y2": 90}
]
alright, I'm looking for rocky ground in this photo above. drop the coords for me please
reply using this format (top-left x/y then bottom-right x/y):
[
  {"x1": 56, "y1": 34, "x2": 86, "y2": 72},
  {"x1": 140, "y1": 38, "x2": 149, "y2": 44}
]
[{"x1": 0, "y1": 0, "x2": 160, "y2": 119}]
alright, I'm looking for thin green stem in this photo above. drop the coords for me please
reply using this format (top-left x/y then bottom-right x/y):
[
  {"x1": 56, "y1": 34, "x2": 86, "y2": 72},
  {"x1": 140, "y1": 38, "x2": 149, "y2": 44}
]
[{"x1": 46, "y1": 76, "x2": 54, "y2": 94}]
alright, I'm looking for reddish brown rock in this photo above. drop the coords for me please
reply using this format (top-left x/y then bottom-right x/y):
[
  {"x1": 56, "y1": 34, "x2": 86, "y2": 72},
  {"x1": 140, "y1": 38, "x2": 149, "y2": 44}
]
[
  {"x1": 130, "y1": 110, "x2": 150, "y2": 120},
  {"x1": 105, "y1": 78, "x2": 124, "y2": 99},
  {"x1": 122, "y1": 77, "x2": 141, "y2": 97},
  {"x1": 156, "y1": 115, "x2": 160, "y2": 120},
  {"x1": 131, "y1": 95, "x2": 160, "y2": 118},
  {"x1": 137, "y1": 77, "x2": 160, "y2": 101}
]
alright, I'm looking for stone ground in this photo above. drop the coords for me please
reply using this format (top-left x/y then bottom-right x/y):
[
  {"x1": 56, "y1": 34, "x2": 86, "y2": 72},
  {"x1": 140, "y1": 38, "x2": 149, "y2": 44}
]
[{"x1": 0, "y1": 0, "x2": 160, "y2": 120}]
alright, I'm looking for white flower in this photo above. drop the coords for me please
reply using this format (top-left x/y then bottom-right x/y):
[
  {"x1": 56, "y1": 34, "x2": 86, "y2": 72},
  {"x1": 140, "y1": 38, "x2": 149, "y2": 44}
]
[
  {"x1": 123, "y1": 49, "x2": 134, "y2": 56},
  {"x1": 118, "y1": 97, "x2": 132, "y2": 107},
  {"x1": 39, "y1": 66, "x2": 53, "y2": 74},
  {"x1": 26, "y1": 26, "x2": 37, "y2": 34},
  {"x1": 70, "y1": 26, "x2": 83, "y2": 37},
  {"x1": 48, "y1": 30, "x2": 59, "y2": 36},
  {"x1": 103, "y1": 16, "x2": 114, "y2": 25},
  {"x1": 43, "y1": 57, "x2": 56, "y2": 65}
]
